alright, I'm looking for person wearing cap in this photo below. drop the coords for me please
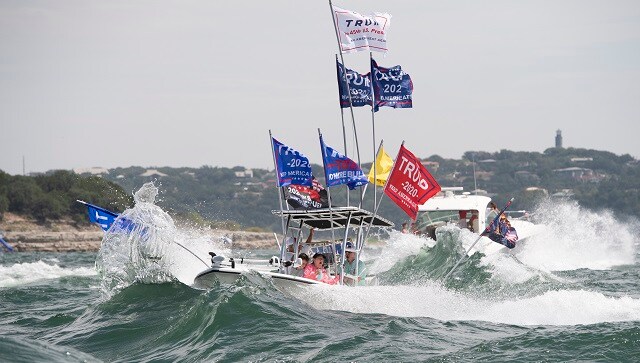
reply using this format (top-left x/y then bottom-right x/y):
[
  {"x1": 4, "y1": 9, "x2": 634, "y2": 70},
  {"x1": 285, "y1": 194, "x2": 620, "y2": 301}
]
[
  {"x1": 291, "y1": 253, "x2": 310, "y2": 277},
  {"x1": 303, "y1": 253, "x2": 339, "y2": 284},
  {"x1": 340, "y1": 242, "x2": 366, "y2": 286}
]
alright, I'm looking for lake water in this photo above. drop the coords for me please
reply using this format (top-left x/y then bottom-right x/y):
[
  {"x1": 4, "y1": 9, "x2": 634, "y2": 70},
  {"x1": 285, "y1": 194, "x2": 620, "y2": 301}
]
[{"x1": 1, "y1": 194, "x2": 639, "y2": 362}]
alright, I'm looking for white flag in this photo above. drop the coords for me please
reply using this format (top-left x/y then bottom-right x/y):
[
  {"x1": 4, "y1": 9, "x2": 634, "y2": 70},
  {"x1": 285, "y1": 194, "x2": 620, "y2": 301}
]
[{"x1": 332, "y1": 6, "x2": 391, "y2": 54}]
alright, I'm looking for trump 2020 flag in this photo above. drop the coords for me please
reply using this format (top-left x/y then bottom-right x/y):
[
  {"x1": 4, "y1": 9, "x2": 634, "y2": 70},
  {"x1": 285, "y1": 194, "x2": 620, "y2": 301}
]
[
  {"x1": 272, "y1": 137, "x2": 313, "y2": 187},
  {"x1": 332, "y1": 5, "x2": 391, "y2": 54},
  {"x1": 86, "y1": 203, "x2": 119, "y2": 232},
  {"x1": 384, "y1": 145, "x2": 441, "y2": 219},
  {"x1": 336, "y1": 60, "x2": 373, "y2": 108},
  {"x1": 320, "y1": 136, "x2": 368, "y2": 190},
  {"x1": 371, "y1": 58, "x2": 413, "y2": 111}
]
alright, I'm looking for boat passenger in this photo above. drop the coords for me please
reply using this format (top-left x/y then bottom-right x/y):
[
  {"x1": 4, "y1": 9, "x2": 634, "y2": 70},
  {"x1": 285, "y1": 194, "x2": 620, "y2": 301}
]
[
  {"x1": 458, "y1": 210, "x2": 468, "y2": 229},
  {"x1": 401, "y1": 223, "x2": 409, "y2": 234},
  {"x1": 340, "y1": 242, "x2": 366, "y2": 286},
  {"x1": 468, "y1": 210, "x2": 479, "y2": 232},
  {"x1": 291, "y1": 253, "x2": 310, "y2": 277},
  {"x1": 486, "y1": 202, "x2": 499, "y2": 225},
  {"x1": 303, "y1": 253, "x2": 339, "y2": 284},
  {"x1": 486, "y1": 214, "x2": 518, "y2": 249}
]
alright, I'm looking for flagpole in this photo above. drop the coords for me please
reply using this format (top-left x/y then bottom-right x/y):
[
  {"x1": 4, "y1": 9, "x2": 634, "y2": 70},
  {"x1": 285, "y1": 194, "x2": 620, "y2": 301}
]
[
  {"x1": 269, "y1": 130, "x2": 287, "y2": 238},
  {"x1": 318, "y1": 129, "x2": 337, "y2": 258},
  {"x1": 443, "y1": 198, "x2": 515, "y2": 282},
  {"x1": 336, "y1": 54, "x2": 350, "y2": 207},
  {"x1": 328, "y1": 0, "x2": 361, "y2": 170},
  {"x1": 370, "y1": 52, "x2": 377, "y2": 212}
]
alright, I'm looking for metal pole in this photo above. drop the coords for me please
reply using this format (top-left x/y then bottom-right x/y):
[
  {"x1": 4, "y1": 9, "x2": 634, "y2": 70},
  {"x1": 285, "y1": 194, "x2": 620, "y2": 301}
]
[
  {"x1": 370, "y1": 52, "x2": 377, "y2": 212},
  {"x1": 328, "y1": 0, "x2": 361, "y2": 168},
  {"x1": 336, "y1": 54, "x2": 350, "y2": 207},
  {"x1": 269, "y1": 130, "x2": 287, "y2": 238}
]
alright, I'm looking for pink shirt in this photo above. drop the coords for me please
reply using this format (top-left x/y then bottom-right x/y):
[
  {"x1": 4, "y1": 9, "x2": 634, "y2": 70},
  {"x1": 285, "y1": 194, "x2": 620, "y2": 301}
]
[{"x1": 303, "y1": 264, "x2": 339, "y2": 285}]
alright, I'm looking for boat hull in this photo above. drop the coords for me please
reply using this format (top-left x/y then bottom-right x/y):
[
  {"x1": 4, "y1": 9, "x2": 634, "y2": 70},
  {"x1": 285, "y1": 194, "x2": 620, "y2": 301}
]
[{"x1": 192, "y1": 267, "x2": 322, "y2": 290}]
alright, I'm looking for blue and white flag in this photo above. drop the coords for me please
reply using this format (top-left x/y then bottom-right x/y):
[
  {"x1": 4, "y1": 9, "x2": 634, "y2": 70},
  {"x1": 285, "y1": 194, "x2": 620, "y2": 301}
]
[
  {"x1": 336, "y1": 60, "x2": 373, "y2": 108},
  {"x1": 84, "y1": 202, "x2": 119, "y2": 232},
  {"x1": 371, "y1": 58, "x2": 413, "y2": 111},
  {"x1": 320, "y1": 136, "x2": 368, "y2": 190},
  {"x1": 272, "y1": 137, "x2": 313, "y2": 187}
]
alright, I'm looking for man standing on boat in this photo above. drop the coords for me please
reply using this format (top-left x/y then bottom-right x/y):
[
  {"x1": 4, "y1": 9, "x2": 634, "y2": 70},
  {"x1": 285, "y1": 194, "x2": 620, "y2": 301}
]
[{"x1": 340, "y1": 242, "x2": 366, "y2": 286}]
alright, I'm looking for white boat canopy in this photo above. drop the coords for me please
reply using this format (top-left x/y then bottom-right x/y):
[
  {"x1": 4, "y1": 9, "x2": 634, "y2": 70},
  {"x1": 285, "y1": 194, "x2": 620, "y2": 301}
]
[{"x1": 272, "y1": 206, "x2": 394, "y2": 231}]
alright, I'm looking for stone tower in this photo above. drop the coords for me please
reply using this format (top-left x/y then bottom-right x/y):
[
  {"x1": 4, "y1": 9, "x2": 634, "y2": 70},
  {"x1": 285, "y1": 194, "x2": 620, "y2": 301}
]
[{"x1": 555, "y1": 129, "x2": 563, "y2": 148}]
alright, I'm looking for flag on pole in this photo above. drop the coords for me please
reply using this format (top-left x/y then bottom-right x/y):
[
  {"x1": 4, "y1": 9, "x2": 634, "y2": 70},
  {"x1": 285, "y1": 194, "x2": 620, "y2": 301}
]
[
  {"x1": 85, "y1": 203, "x2": 119, "y2": 232},
  {"x1": 384, "y1": 145, "x2": 441, "y2": 219},
  {"x1": 272, "y1": 137, "x2": 313, "y2": 187},
  {"x1": 320, "y1": 136, "x2": 368, "y2": 190},
  {"x1": 336, "y1": 60, "x2": 373, "y2": 108},
  {"x1": 332, "y1": 5, "x2": 391, "y2": 54},
  {"x1": 367, "y1": 145, "x2": 393, "y2": 186},
  {"x1": 284, "y1": 177, "x2": 329, "y2": 210},
  {"x1": 371, "y1": 59, "x2": 413, "y2": 111}
]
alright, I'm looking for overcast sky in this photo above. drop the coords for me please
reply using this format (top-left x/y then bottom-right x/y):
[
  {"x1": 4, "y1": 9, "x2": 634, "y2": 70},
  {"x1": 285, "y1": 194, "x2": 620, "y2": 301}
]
[{"x1": 1, "y1": 0, "x2": 639, "y2": 175}]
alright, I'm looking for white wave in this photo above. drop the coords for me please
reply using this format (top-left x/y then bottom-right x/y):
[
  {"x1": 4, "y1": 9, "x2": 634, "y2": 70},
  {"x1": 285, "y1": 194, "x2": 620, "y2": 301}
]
[
  {"x1": 300, "y1": 283, "x2": 640, "y2": 326},
  {"x1": 514, "y1": 200, "x2": 637, "y2": 271},
  {"x1": 366, "y1": 230, "x2": 435, "y2": 275},
  {"x1": 96, "y1": 182, "x2": 230, "y2": 295},
  {"x1": 0, "y1": 261, "x2": 96, "y2": 288}
]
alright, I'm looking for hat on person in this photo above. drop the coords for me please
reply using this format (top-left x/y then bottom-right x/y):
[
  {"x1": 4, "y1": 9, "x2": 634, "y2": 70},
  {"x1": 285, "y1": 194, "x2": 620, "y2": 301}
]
[{"x1": 345, "y1": 241, "x2": 357, "y2": 253}]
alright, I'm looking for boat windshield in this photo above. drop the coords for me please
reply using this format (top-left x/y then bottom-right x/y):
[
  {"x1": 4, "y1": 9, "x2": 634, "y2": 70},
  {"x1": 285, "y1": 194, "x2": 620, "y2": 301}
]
[{"x1": 415, "y1": 210, "x2": 459, "y2": 230}]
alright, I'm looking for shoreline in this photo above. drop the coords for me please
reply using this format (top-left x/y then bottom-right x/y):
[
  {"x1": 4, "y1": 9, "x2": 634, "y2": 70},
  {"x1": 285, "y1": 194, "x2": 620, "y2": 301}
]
[{"x1": 0, "y1": 213, "x2": 277, "y2": 252}]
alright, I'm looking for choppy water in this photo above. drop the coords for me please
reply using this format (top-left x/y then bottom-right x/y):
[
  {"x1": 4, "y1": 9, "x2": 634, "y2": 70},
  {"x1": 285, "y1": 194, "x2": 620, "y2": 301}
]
[{"x1": 1, "y1": 185, "x2": 639, "y2": 362}]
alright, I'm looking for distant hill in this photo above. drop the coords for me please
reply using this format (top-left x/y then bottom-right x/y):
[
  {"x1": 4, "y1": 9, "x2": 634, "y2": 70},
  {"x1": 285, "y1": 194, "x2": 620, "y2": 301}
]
[{"x1": 1, "y1": 147, "x2": 638, "y2": 229}]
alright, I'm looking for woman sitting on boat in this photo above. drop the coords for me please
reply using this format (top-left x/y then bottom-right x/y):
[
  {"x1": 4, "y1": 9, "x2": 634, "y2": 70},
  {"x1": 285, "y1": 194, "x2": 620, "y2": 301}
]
[{"x1": 303, "y1": 253, "x2": 339, "y2": 285}]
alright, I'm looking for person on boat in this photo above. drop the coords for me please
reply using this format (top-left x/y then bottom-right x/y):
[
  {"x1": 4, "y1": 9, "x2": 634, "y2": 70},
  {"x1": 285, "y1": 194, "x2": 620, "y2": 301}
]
[
  {"x1": 291, "y1": 253, "x2": 310, "y2": 277},
  {"x1": 401, "y1": 223, "x2": 409, "y2": 234},
  {"x1": 486, "y1": 214, "x2": 518, "y2": 249},
  {"x1": 340, "y1": 242, "x2": 366, "y2": 286},
  {"x1": 303, "y1": 253, "x2": 339, "y2": 284},
  {"x1": 486, "y1": 202, "x2": 499, "y2": 225},
  {"x1": 468, "y1": 210, "x2": 479, "y2": 232},
  {"x1": 285, "y1": 228, "x2": 315, "y2": 262},
  {"x1": 458, "y1": 210, "x2": 468, "y2": 229}
]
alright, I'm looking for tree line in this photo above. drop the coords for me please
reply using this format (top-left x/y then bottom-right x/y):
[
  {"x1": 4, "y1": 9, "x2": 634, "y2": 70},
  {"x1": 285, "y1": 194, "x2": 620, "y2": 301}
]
[{"x1": 1, "y1": 146, "x2": 638, "y2": 228}]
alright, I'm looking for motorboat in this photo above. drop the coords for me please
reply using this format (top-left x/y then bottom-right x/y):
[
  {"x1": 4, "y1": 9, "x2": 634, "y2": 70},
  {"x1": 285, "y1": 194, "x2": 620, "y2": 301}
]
[
  {"x1": 192, "y1": 206, "x2": 394, "y2": 289},
  {"x1": 414, "y1": 187, "x2": 539, "y2": 255}
]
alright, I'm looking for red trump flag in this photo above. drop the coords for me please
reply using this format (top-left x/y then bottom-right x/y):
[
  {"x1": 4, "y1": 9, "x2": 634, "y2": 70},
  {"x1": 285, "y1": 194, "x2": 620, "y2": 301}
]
[{"x1": 384, "y1": 145, "x2": 441, "y2": 219}]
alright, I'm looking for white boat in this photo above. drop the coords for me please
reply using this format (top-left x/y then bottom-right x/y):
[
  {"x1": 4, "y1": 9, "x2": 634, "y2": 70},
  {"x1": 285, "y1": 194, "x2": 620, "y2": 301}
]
[
  {"x1": 414, "y1": 187, "x2": 539, "y2": 255},
  {"x1": 192, "y1": 206, "x2": 394, "y2": 289}
]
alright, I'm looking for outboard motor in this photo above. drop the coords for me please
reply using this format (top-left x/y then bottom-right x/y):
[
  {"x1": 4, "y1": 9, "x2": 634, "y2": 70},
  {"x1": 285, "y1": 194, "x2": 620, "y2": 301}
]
[{"x1": 268, "y1": 256, "x2": 280, "y2": 266}]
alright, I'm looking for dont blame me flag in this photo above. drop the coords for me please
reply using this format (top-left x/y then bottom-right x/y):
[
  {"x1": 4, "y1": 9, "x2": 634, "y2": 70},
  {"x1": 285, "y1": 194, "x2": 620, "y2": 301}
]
[
  {"x1": 320, "y1": 136, "x2": 368, "y2": 190},
  {"x1": 336, "y1": 60, "x2": 373, "y2": 108},
  {"x1": 384, "y1": 145, "x2": 441, "y2": 219},
  {"x1": 371, "y1": 59, "x2": 413, "y2": 111},
  {"x1": 272, "y1": 138, "x2": 313, "y2": 187},
  {"x1": 332, "y1": 5, "x2": 391, "y2": 54}
]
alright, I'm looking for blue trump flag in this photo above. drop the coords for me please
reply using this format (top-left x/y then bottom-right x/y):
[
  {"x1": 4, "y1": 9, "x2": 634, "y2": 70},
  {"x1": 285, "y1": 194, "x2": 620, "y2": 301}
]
[
  {"x1": 320, "y1": 135, "x2": 368, "y2": 190},
  {"x1": 336, "y1": 60, "x2": 373, "y2": 108},
  {"x1": 272, "y1": 137, "x2": 313, "y2": 187},
  {"x1": 80, "y1": 201, "x2": 119, "y2": 232},
  {"x1": 371, "y1": 58, "x2": 413, "y2": 111},
  {"x1": 78, "y1": 200, "x2": 138, "y2": 234}
]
